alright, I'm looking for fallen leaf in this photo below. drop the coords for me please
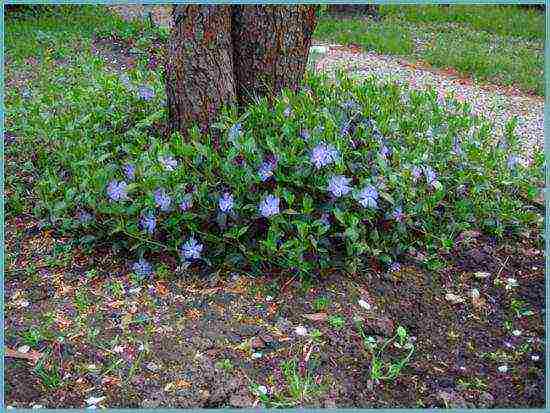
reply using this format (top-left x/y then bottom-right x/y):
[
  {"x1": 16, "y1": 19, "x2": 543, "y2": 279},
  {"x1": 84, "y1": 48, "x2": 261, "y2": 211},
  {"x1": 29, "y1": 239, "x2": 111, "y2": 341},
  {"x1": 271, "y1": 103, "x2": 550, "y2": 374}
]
[
  {"x1": 101, "y1": 376, "x2": 120, "y2": 386},
  {"x1": 5, "y1": 347, "x2": 43, "y2": 364},
  {"x1": 155, "y1": 282, "x2": 169, "y2": 296},
  {"x1": 303, "y1": 313, "x2": 327, "y2": 322}
]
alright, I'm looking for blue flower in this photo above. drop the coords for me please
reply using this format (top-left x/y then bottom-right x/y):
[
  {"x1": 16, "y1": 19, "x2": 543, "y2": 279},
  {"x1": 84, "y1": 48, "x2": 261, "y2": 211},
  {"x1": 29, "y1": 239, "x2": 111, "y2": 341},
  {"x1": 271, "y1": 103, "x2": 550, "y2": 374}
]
[
  {"x1": 342, "y1": 99, "x2": 360, "y2": 112},
  {"x1": 138, "y1": 85, "x2": 155, "y2": 101},
  {"x1": 424, "y1": 167, "x2": 437, "y2": 187},
  {"x1": 259, "y1": 195, "x2": 280, "y2": 217},
  {"x1": 283, "y1": 107, "x2": 292, "y2": 117},
  {"x1": 123, "y1": 164, "x2": 136, "y2": 181},
  {"x1": 160, "y1": 155, "x2": 178, "y2": 171},
  {"x1": 133, "y1": 258, "x2": 153, "y2": 278},
  {"x1": 181, "y1": 237, "x2": 203, "y2": 260},
  {"x1": 452, "y1": 137, "x2": 463, "y2": 156},
  {"x1": 380, "y1": 144, "x2": 391, "y2": 158},
  {"x1": 258, "y1": 158, "x2": 278, "y2": 182},
  {"x1": 389, "y1": 262, "x2": 401, "y2": 273},
  {"x1": 340, "y1": 119, "x2": 351, "y2": 136},
  {"x1": 140, "y1": 212, "x2": 156, "y2": 234},
  {"x1": 106, "y1": 180, "x2": 128, "y2": 202},
  {"x1": 154, "y1": 188, "x2": 172, "y2": 212},
  {"x1": 300, "y1": 129, "x2": 310, "y2": 140},
  {"x1": 507, "y1": 155, "x2": 520, "y2": 170},
  {"x1": 358, "y1": 185, "x2": 378, "y2": 209},
  {"x1": 228, "y1": 123, "x2": 242, "y2": 142},
  {"x1": 219, "y1": 192, "x2": 234, "y2": 213},
  {"x1": 310, "y1": 143, "x2": 339, "y2": 169},
  {"x1": 392, "y1": 207, "x2": 405, "y2": 223},
  {"x1": 78, "y1": 210, "x2": 93, "y2": 223},
  {"x1": 411, "y1": 166, "x2": 422, "y2": 181},
  {"x1": 320, "y1": 213, "x2": 331, "y2": 226},
  {"x1": 327, "y1": 175, "x2": 352, "y2": 198},
  {"x1": 179, "y1": 194, "x2": 193, "y2": 211}
]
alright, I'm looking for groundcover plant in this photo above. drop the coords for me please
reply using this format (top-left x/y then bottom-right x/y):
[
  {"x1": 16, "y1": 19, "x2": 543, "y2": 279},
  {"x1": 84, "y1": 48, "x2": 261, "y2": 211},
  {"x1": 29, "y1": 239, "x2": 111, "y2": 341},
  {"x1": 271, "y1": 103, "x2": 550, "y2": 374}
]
[{"x1": 7, "y1": 64, "x2": 542, "y2": 277}]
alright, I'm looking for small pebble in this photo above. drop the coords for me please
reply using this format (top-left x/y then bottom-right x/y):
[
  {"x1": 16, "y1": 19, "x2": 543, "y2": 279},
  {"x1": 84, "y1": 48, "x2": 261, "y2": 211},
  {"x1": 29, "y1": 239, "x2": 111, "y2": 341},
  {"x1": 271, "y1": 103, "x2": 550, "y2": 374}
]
[
  {"x1": 445, "y1": 293, "x2": 465, "y2": 304},
  {"x1": 85, "y1": 396, "x2": 105, "y2": 406},
  {"x1": 17, "y1": 345, "x2": 30, "y2": 354},
  {"x1": 17, "y1": 299, "x2": 30, "y2": 308},
  {"x1": 358, "y1": 299, "x2": 371, "y2": 310}
]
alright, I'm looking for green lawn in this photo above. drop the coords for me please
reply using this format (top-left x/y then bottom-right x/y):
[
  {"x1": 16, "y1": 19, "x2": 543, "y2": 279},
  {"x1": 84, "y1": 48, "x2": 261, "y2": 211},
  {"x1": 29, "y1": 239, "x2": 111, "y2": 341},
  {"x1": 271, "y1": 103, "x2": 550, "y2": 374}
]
[{"x1": 314, "y1": 5, "x2": 544, "y2": 95}]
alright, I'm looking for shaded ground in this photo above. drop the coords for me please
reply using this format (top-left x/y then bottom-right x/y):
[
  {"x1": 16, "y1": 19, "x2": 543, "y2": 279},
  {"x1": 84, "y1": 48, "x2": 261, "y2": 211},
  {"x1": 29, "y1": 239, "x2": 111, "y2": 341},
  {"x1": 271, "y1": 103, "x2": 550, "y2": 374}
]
[
  {"x1": 4, "y1": 213, "x2": 544, "y2": 408},
  {"x1": 4, "y1": 6, "x2": 545, "y2": 408}
]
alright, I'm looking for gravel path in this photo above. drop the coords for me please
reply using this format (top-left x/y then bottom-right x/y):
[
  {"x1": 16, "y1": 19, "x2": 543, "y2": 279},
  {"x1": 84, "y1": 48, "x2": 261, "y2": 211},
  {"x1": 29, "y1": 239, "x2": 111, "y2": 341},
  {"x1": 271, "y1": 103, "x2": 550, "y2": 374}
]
[
  {"x1": 108, "y1": 5, "x2": 543, "y2": 163},
  {"x1": 313, "y1": 45, "x2": 543, "y2": 163}
]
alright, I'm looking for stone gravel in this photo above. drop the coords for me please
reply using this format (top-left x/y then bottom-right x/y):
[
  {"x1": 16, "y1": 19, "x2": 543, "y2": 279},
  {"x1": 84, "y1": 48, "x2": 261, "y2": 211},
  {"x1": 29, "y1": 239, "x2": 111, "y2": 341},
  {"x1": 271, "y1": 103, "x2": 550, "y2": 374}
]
[{"x1": 313, "y1": 45, "x2": 543, "y2": 163}]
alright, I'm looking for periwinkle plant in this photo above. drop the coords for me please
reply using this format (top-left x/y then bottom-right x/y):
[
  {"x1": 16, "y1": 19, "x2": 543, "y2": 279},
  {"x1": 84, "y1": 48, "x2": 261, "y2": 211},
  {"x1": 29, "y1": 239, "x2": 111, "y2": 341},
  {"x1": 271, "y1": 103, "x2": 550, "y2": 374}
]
[{"x1": 27, "y1": 71, "x2": 539, "y2": 275}]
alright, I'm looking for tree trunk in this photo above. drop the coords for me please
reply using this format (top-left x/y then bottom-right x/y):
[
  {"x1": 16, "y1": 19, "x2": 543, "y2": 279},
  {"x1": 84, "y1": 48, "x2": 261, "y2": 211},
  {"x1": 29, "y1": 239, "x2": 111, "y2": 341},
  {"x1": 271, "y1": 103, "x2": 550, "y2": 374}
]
[
  {"x1": 165, "y1": 5, "x2": 318, "y2": 136},
  {"x1": 165, "y1": 5, "x2": 236, "y2": 136},
  {"x1": 231, "y1": 5, "x2": 318, "y2": 107}
]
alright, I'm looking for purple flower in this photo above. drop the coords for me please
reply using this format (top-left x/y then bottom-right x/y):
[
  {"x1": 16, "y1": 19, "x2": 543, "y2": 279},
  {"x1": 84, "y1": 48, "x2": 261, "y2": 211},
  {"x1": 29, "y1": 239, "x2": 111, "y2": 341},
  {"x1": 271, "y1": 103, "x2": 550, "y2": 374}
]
[
  {"x1": 392, "y1": 207, "x2": 405, "y2": 223},
  {"x1": 327, "y1": 175, "x2": 352, "y2": 198},
  {"x1": 310, "y1": 143, "x2": 339, "y2": 169},
  {"x1": 300, "y1": 129, "x2": 310, "y2": 140},
  {"x1": 140, "y1": 212, "x2": 156, "y2": 234},
  {"x1": 425, "y1": 167, "x2": 437, "y2": 187},
  {"x1": 258, "y1": 158, "x2": 278, "y2": 182},
  {"x1": 389, "y1": 262, "x2": 401, "y2": 273},
  {"x1": 180, "y1": 237, "x2": 203, "y2": 260},
  {"x1": 219, "y1": 192, "x2": 234, "y2": 213},
  {"x1": 358, "y1": 185, "x2": 378, "y2": 209},
  {"x1": 154, "y1": 188, "x2": 172, "y2": 212},
  {"x1": 343, "y1": 100, "x2": 360, "y2": 112},
  {"x1": 411, "y1": 166, "x2": 422, "y2": 181},
  {"x1": 123, "y1": 164, "x2": 136, "y2": 181},
  {"x1": 452, "y1": 137, "x2": 463, "y2": 156},
  {"x1": 160, "y1": 156, "x2": 178, "y2": 171},
  {"x1": 133, "y1": 258, "x2": 153, "y2": 278},
  {"x1": 380, "y1": 144, "x2": 391, "y2": 158},
  {"x1": 259, "y1": 195, "x2": 280, "y2": 217},
  {"x1": 138, "y1": 85, "x2": 155, "y2": 101},
  {"x1": 320, "y1": 213, "x2": 331, "y2": 226},
  {"x1": 507, "y1": 155, "x2": 520, "y2": 170},
  {"x1": 179, "y1": 194, "x2": 193, "y2": 211},
  {"x1": 283, "y1": 107, "x2": 292, "y2": 117},
  {"x1": 228, "y1": 123, "x2": 242, "y2": 142},
  {"x1": 340, "y1": 119, "x2": 351, "y2": 136},
  {"x1": 106, "y1": 180, "x2": 128, "y2": 202},
  {"x1": 78, "y1": 210, "x2": 93, "y2": 223}
]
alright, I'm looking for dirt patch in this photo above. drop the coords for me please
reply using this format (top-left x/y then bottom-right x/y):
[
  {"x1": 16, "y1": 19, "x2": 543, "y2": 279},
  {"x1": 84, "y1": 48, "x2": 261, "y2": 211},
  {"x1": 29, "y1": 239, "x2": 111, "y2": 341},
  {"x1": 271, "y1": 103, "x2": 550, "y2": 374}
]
[{"x1": 4, "y1": 213, "x2": 544, "y2": 408}]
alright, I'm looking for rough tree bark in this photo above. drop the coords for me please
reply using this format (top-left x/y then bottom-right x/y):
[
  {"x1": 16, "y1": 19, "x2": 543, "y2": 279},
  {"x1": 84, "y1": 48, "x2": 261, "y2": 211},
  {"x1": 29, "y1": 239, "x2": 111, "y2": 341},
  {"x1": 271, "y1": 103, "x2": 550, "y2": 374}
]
[
  {"x1": 165, "y1": 5, "x2": 236, "y2": 135},
  {"x1": 165, "y1": 5, "x2": 318, "y2": 137},
  {"x1": 231, "y1": 5, "x2": 318, "y2": 107}
]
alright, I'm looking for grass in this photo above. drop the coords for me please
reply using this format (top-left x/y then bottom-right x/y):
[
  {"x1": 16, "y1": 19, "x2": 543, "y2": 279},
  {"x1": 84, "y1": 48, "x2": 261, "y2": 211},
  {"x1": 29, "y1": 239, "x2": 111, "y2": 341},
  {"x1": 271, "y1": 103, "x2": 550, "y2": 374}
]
[{"x1": 314, "y1": 5, "x2": 544, "y2": 95}]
